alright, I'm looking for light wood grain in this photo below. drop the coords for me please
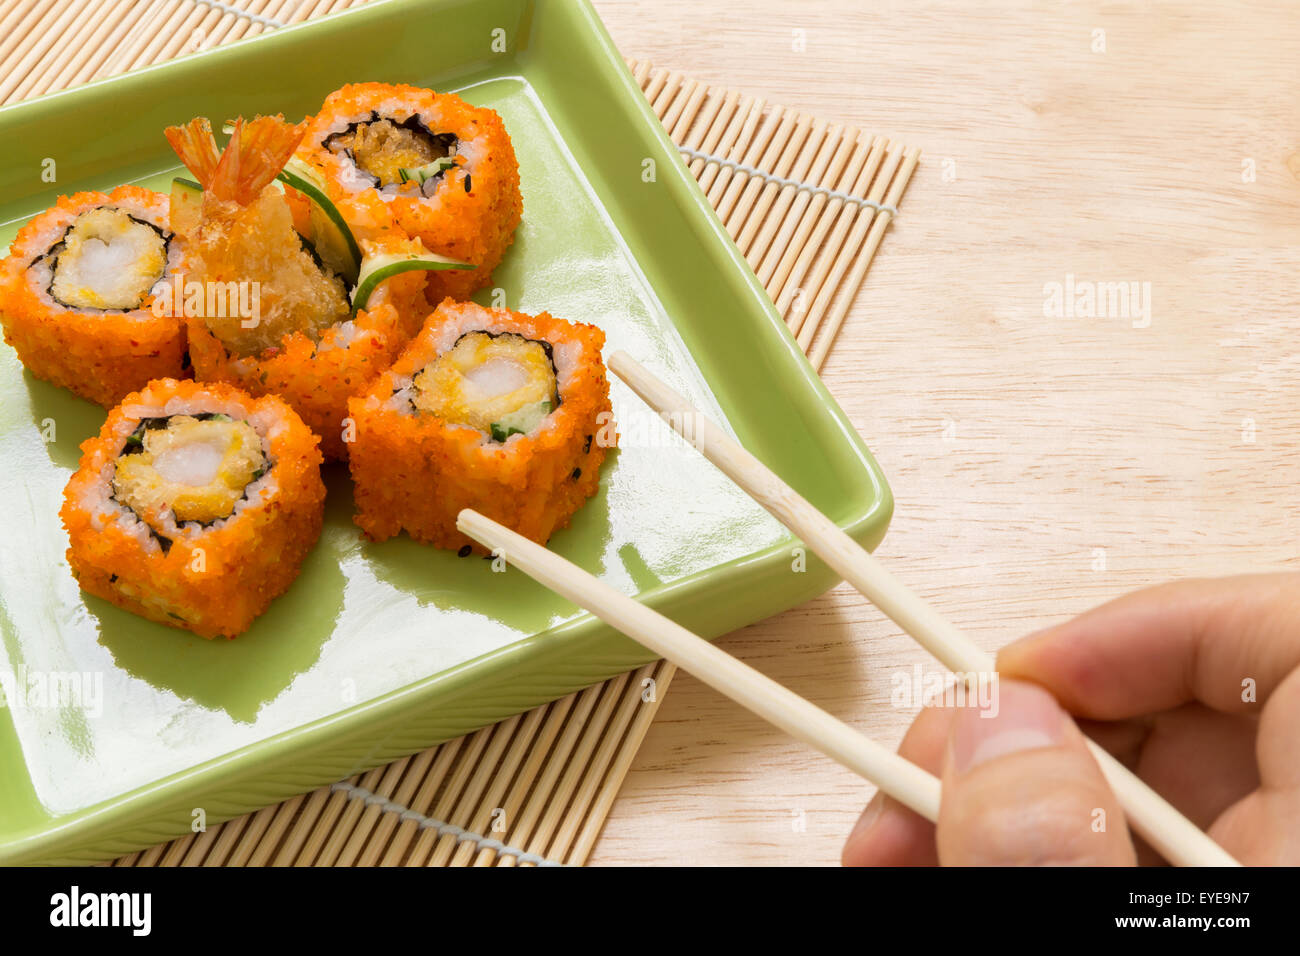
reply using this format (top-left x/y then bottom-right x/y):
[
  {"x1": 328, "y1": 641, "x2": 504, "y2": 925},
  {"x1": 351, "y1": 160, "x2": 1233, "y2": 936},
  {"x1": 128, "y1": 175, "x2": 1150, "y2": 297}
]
[{"x1": 588, "y1": 0, "x2": 1300, "y2": 866}]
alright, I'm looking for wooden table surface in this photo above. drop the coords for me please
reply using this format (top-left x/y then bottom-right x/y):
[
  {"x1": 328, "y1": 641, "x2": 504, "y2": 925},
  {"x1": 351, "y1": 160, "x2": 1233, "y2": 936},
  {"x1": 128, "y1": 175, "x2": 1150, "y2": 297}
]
[{"x1": 586, "y1": 0, "x2": 1300, "y2": 865}]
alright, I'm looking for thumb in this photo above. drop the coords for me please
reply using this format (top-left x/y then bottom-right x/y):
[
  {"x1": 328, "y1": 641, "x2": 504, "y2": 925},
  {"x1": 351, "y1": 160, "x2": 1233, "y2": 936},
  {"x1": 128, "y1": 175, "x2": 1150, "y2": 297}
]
[{"x1": 936, "y1": 680, "x2": 1137, "y2": 866}]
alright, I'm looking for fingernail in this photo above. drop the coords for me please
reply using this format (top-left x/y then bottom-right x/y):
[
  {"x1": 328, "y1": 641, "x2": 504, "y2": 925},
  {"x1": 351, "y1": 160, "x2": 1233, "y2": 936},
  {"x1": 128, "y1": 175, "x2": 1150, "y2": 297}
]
[{"x1": 952, "y1": 681, "x2": 1064, "y2": 773}]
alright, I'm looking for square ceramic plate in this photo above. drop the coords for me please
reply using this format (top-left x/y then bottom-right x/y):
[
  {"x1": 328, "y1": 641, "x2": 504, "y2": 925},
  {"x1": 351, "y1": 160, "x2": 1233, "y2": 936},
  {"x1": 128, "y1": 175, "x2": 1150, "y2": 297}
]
[{"x1": 0, "y1": 0, "x2": 892, "y2": 864}]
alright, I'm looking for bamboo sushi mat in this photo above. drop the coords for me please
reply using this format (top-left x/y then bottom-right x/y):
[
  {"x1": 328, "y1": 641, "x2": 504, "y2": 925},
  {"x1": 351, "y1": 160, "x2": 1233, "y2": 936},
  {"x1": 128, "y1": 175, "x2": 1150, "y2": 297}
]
[{"x1": 0, "y1": 0, "x2": 919, "y2": 866}]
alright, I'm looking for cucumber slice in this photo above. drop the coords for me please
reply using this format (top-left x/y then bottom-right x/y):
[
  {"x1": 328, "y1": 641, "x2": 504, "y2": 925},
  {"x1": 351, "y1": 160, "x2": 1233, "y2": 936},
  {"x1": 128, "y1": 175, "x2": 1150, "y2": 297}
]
[
  {"x1": 351, "y1": 250, "x2": 474, "y2": 312},
  {"x1": 275, "y1": 157, "x2": 363, "y2": 286},
  {"x1": 169, "y1": 177, "x2": 203, "y2": 235},
  {"x1": 171, "y1": 176, "x2": 202, "y2": 199},
  {"x1": 398, "y1": 157, "x2": 458, "y2": 185},
  {"x1": 490, "y1": 400, "x2": 554, "y2": 442}
]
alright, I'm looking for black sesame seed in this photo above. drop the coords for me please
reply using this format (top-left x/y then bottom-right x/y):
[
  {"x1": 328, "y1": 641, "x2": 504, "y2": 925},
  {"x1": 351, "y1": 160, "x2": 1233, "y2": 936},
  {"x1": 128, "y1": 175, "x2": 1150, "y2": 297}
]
[
  {"x1": 583, "y1": 434, "x2": 593, "y2": 454},
  {"x1": 458, "y1": 544, "x2": 473, "y2": 557},
  {"x1": 571, "y1": 468, "x2": 582, "y2": 480},
  {"x1": 464, "y1": 174, "x2": 472, "y2": 193}
]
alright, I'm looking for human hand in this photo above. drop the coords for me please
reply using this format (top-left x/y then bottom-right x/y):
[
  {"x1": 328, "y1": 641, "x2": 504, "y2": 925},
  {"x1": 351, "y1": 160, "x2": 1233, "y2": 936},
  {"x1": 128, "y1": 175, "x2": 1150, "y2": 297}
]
[{"x1": 842, "y1": 574, "x2": 1300, "y2": 865}]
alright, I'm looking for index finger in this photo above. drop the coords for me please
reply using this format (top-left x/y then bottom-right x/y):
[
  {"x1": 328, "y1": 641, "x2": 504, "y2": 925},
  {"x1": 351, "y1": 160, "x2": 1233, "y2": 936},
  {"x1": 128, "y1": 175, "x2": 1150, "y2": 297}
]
[{"x1": 997, "y1": 573, "x2": 1300, "y2": 720}]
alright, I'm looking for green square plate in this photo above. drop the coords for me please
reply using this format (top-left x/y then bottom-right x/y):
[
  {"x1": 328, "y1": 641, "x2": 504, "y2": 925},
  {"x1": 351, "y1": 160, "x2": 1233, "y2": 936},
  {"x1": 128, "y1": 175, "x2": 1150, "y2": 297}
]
[{"x1": 0, "y1": 0, "x2": 892, "y2": 864}]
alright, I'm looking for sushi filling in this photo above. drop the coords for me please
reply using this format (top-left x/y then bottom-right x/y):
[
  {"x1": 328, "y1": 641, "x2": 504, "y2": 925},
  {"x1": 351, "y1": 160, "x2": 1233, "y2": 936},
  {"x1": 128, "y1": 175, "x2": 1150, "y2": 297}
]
[
  {"x1": 411, "y1": 331, "x2": 559, "y2": 440},
  {"x1": 43, "y1": 207, "x2": 170, "y2": 311},
  {"x1": 324, "y1": 113, "x2": 458, "y2": 196},
  {"x1": 112, "y1": 413, "x2": 267, "y2": 539}
]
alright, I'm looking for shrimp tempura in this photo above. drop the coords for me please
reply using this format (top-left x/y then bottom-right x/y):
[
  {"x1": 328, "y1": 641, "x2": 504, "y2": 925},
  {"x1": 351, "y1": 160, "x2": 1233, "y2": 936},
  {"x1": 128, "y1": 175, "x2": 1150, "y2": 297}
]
[{"x1": 165, "y1": 115, "x2": 349, "y2": 356}]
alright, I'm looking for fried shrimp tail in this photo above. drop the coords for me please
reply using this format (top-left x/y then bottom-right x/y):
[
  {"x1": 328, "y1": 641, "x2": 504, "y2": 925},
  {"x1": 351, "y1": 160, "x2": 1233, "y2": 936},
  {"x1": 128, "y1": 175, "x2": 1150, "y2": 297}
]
[
  {"x1": 164, "y1": 117, "x2": 222, "y2": 188},
  {"x1": 165, "y1": 115, "x2": 307, "y2": 205},
  {"x1": 162, "y1": 113, "x2": 350, "y2": 357}
]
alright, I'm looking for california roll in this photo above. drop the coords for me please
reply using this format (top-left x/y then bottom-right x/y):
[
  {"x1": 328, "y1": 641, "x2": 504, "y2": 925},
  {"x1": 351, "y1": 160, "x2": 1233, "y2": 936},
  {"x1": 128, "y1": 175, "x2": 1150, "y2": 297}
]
[
  {"x1": 61, "y1": 377, "x2": 325, "y2": 639},
  {"x1": 0, "y1": 186, "x2": 186, "y2": 406},
  {"x1": 347, "y1": 299, "x2": 615, "y2": 550},
  {"x1": 295, "y1": 83, "x2": 522, "y2": 305}
]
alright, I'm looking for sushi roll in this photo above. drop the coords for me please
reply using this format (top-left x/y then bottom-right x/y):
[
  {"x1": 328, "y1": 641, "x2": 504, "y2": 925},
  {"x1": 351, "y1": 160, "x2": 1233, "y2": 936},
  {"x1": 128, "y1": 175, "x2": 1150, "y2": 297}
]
[
  {"x1": 0, "y1": 186, "x2": 186, "y2": 407},
  {"x1": 348, "y1": 299, "x2": 615, "y2": 550},
  {"x1": 60, "y1": 377, "x2": 325, "y2": 639},
  {"x1": 295, "y1": 83, "x2": 522, "y2": 305},
  {"x1": 166, "y1": 115, "x2": 463, "y2": 460}
]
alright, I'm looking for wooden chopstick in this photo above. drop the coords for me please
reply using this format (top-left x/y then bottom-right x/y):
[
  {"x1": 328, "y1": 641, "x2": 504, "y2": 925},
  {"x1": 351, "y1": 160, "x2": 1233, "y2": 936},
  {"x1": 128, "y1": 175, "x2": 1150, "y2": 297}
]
[
  {"x1": 606, "y1": 350, "x2": 1239, "y2": 868},
  {"x1": 456, "y1": 509, "x2": 943, "y2": 825}
]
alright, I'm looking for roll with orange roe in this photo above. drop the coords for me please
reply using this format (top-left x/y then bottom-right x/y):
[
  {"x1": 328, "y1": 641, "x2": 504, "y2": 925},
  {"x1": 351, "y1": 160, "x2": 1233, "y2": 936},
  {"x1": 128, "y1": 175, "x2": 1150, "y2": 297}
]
[
  {"x1": 0, "y1": 185, "x2": 186, "y2": 407},
  {"x1": 181, "y1": 228, "x2": 432, "y2": 461},
  {"x1": 348, "y1": 300, "x2": 615, "y2": 550},
  {"x1": 294, "y1": 83, "x2": 522, "y2": 305},
  {"x1": 61, "y1": 378, "x2": 325, "y2": 639},
  {"x1": 166, "y1": 115, "x2": 444, "y2": 460}
]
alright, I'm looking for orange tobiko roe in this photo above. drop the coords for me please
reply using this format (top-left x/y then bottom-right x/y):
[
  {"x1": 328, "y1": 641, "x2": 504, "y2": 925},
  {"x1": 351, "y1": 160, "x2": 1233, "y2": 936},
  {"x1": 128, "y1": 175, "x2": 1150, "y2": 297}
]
[
  {"x1": 296, "y1": 83, "x2": 523, "y2": 306},
  {"x1": 0, "y1": 185, "x2": 186, "y2": 407},
  {"x1": 347, "y1": 299, "x2": 615, "y2": 551}
]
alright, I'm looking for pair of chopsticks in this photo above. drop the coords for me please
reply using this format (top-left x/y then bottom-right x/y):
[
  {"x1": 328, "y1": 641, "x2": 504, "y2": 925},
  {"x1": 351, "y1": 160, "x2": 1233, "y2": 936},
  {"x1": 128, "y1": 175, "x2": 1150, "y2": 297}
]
[{"x1": 458, "y1": 351, "x2": 1239, "y2": 867}]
